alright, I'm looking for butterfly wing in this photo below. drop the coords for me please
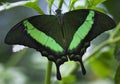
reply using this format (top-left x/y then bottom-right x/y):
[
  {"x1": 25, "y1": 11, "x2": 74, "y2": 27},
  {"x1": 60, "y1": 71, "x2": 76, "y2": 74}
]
[
  {"x1": 61, "y1": 9, "x2": 89, "y2": 49},
  {"x1": 5, "y1": 15, "x2": 66, "y2": 54},
  {"x1": 5, "y1": 15, "x2": 70, "y2": 80},
  {"x1": 63, "y1": 9, "x2": 116, "y2": 74},
  {"x1": 5, "y1": 9, "x2": 116, "y2": 80}
]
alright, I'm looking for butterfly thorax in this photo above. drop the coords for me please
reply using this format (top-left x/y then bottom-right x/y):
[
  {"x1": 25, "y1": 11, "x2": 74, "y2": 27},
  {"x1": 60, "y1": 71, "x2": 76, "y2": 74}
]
[
  {"x1": 55, "y1": 9, "x2": 67, "y2": 48},
  {"x1": 55, "y1": 9, "x2": 64, "y2": 25},
  {"x1": 55, "y1": 9, "x2": 63, "y2": 24}
]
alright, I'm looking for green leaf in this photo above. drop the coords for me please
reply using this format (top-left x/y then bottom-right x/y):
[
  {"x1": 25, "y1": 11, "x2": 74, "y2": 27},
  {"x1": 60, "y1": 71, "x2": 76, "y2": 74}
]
[
  {"x1": 22, "y1": 0, "x2": 44, "y2": 14},
  {"x1": 90, "y1": 49, "x2": 117, "y2": 77},
  {"x1": 58, "y1": 0, "x2": 64, "y2": 9},
  {"x1": 115, "y1": 63, "x2": 120, "y2": 84},
  {"x1": 113, "y1": 23, "x2": 120, "y2": 61},
  {"x1": 87, "y1": 0, "x2": 106, "y2": 8},
  {"x1": 85, "y1": 0, "x2": 89, "y2": 7},
  {"x1": 91, "y1": 0, "x2": 106, "y2": 6},
  {"x1": 46, "y1": 0, "x2": 54, "y2": 8},
  {"x1": 60, "y1": 61, "x2": 78, "y2": 77},
  {"x1": 46, "y1": 0, "x2": 55, "y2": 14},
  {"x1": 61, "y1": 75, "x2": 76, "y2": 84},
  {"x1": 90, "y1": 7, "x2": 106, "y2": 13},
  {"x1": 0, "y1": 0, "x2": 44, "y2": 14},
  {"x1": 68, "y1": 0, "x2": 78, "y2": 10},
  {"x1": 75, "y1": 6, "x2": 86, "y2": 10}
]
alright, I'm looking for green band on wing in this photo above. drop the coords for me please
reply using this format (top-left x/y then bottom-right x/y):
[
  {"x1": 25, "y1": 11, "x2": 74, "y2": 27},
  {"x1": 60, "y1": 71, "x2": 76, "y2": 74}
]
[
  {"x1": 23, "y1": 20, "x2": 64, "y2": 52},
  {"x1": 69, "y1": 11, "x2": 95, "y2": 50}
]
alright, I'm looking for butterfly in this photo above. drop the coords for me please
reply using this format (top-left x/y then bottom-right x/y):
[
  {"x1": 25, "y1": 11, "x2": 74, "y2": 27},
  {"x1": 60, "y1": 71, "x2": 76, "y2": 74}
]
[{"x1": 5, "y1": 9, "x2": 116, "y2": 80}]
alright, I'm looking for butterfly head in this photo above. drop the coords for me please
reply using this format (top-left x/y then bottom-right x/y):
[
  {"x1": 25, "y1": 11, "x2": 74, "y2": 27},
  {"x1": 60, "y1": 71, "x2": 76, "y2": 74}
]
[{"x1": 55, "y1": 9, "x2": 62, "y2": 15}]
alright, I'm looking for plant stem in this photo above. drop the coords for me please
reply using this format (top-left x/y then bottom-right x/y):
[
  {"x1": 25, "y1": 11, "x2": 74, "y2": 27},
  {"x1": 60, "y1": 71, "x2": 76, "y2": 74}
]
[
  {"x1": 0, "y1": 1, "x2": 31, "y2": 11},
  {"x1": 45, "y1": 61, "x2": 53, "y2": 84}
]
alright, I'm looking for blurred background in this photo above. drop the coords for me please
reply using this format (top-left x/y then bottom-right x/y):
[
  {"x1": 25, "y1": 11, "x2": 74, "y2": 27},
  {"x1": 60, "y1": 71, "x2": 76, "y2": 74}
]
[{"x1": 0, "y1": 0, "x2": 120, "y2": 84}]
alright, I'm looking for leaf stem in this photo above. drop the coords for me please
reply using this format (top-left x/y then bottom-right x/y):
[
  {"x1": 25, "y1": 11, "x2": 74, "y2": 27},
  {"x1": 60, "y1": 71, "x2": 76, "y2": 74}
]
[
  {"x1": 0, "y1": 0, "x2": 44, "y2": 14},
  {"x1": 5, "y1": 49, "x2": 28, "y2": 67},
  {"x1": 84, "y1": 40, "x2": 109, "y2": 62},
  {"x1": 58, "y1": 0, "x2": 64, "y2": 9},
  {"x1": 110, "y1": 22, "x2": 120, "y2": 38},
  {"x1": 45, "y1": 61, "x2": 53, "y2": 84}
]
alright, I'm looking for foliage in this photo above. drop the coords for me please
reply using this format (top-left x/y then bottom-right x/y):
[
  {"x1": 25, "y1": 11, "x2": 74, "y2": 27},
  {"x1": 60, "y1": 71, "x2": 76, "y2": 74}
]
[
  {"x1": 0, "y1": 0, "x2": 120, "y2": 84},
  {"x1": 115, "y1": 64, "x2": 120, "y2": 84}
]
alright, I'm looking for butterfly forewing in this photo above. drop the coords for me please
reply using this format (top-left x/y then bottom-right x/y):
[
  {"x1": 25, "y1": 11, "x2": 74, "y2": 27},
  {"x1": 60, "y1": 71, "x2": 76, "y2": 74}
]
[
  {"x1": 85, "y1": 11, "x2": 116, "y2": 41},
  {"x1": 62, "y1": 9, "x2": 90, "y2": 50},
  {"x1": 62, "y1": 9, "x2": 116, "y2": 55},
  {"x1": 27, "y1": 15, "x2": 65, "y2": 50}
]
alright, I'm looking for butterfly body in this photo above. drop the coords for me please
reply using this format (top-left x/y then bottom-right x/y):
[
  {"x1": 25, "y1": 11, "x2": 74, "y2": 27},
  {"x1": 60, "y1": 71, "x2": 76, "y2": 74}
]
[{"x1": 5, "y1": 9, "x2": 116, "y2": 80}]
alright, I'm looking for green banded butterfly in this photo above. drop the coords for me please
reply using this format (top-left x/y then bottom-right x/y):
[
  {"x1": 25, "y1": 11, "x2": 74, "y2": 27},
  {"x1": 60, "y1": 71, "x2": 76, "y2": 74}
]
[{"x1": 5, "y1": 9, "x2": 116, "y2": 80}]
